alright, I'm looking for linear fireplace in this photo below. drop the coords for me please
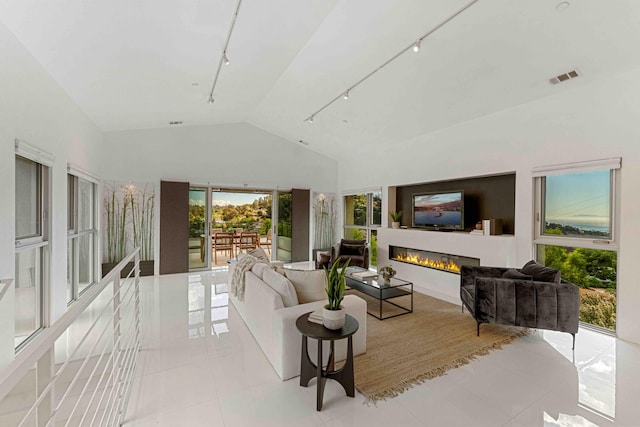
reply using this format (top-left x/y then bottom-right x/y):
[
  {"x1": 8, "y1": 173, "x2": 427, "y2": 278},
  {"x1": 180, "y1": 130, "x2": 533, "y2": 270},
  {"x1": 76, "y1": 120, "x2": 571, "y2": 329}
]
[{"x1": 389, "y1": 245, "x2": 480, "y2": 274}]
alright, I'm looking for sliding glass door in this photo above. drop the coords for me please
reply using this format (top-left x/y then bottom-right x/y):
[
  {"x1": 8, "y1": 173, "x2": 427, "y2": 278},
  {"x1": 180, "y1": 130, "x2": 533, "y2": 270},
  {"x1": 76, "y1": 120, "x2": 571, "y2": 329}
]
[
  {"x1": 275, "y1": 191, "x2": 292, "y2": 262},
  {"x1": 189, "y1": 188, "x2": 209, "y2": 270}
]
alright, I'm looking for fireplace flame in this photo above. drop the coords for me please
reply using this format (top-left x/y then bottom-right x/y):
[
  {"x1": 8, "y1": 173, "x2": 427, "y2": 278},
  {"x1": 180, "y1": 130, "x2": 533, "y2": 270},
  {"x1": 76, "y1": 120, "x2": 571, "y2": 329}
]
[{"x1": 394, "y1": 253, "x2": 461, "y2": 273}]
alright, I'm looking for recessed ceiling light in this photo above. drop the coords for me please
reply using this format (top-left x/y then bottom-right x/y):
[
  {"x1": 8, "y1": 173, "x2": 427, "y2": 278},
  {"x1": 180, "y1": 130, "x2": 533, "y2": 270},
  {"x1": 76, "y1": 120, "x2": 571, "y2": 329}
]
[{"x1": 556, "y1": 2, "x2": 570, "y2": 12}]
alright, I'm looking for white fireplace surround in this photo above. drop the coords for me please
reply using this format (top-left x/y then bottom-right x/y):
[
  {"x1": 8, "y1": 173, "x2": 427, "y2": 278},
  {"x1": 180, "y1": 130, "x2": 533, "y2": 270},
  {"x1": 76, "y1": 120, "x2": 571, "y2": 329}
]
[{"x1": 377, "y1": 228, "x2": 516, "y2": 304}]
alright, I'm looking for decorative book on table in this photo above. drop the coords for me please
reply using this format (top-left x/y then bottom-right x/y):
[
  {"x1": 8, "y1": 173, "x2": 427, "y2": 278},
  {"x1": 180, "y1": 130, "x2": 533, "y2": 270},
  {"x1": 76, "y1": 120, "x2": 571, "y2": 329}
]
[
  {"x1": 308, "y1": 309, "x2": 323, "y2": 325},
  {"x1": 346, "y1": 267, "x2": 378, "y2": 280}
]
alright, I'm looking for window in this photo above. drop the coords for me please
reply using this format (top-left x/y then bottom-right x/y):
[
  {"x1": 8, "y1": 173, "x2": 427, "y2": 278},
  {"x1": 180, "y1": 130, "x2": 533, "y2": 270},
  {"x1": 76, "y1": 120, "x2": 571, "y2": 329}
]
[
  {"x1": 534, "y1": 159, "x2": 620, "y2": 332},
  {"x1": 540, "y1": 169, "x2": 612, "y2": 240},
  {"x1": 15, "y1": 150, "x2": 50, "y2": 350},
  {"x1": 344, "y1": 191, "x2": 382, "y2": 267},
  {"x1": 67, "y1": 172, "x2": 98, "y2": 303}
]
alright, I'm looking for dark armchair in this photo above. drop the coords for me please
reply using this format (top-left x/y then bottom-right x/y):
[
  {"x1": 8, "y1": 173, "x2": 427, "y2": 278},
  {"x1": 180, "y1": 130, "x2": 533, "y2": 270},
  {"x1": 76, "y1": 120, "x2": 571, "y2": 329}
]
[
  {"x1": 330, "y1": 239, "x2": 369, "y2": 269},
  {"x1": 460, "y1": 262, "x2": 580, "y2": 349}
]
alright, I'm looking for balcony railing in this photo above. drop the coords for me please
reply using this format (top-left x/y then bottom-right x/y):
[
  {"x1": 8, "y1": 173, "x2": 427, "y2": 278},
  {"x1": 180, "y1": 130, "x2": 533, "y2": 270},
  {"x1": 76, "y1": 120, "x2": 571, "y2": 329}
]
[{"x1": 0, "y1": 249, "x2": 141, "y2": 426}]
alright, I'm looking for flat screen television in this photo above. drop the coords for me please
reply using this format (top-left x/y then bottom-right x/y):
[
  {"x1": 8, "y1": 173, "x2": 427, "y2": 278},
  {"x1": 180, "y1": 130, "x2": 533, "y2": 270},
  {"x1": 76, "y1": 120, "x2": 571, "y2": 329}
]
[{"x1": 412, "y1": 191, "x2": 464, "y2": 230}]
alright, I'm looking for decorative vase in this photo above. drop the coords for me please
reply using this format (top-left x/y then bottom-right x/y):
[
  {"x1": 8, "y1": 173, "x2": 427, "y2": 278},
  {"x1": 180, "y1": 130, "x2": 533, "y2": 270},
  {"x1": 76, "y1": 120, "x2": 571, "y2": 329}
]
[
  {"x1": 322, "y1": 305, "x2": 346, "y2": 330},
  {"x1": 382, "y1": 272, "x2": 395, "y2": 282},
  {"x1": 391, "y1": 221, "x2": 400, "y2": 229}
]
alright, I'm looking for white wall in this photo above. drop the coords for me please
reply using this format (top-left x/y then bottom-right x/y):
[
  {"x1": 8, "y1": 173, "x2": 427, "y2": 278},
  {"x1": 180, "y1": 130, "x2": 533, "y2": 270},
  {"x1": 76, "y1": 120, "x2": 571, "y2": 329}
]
[
  {"x1": 0, "y1": 21, "x2": 103, "y2": 369},
  {"x1": 102, "y1": 123, "x2": 339, "y2": 266},
  {"x1": 338, "y1": 68, "x2": 640, "y2": 344}
]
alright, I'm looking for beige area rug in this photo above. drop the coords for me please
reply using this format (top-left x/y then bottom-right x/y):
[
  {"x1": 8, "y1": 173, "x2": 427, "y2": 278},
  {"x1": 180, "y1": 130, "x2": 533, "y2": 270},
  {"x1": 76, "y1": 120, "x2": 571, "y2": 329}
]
[{"x1": 350, "y1": 290, "x2": 529, "y2": 403}]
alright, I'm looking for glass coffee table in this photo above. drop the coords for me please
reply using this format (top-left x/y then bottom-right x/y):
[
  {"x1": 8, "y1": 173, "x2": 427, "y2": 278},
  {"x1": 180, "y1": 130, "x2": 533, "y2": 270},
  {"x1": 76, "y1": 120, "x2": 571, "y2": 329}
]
[{"x1": 344, "y1": 267, "x2": 413, "y2": 320}]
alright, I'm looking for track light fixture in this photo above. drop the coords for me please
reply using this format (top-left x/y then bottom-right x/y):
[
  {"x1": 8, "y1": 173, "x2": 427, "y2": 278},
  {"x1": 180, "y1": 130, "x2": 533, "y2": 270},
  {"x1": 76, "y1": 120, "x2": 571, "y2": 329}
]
[
  {"x1": 302, "y1": 0, "x2": 478, "y2": 122},
  {"x1": 207, "y1": 0, "x2": 242, "y2": 104}
]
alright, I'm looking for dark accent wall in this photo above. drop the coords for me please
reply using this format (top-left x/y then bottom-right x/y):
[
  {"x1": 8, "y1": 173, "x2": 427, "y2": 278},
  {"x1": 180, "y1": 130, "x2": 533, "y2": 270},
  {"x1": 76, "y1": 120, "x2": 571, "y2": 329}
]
[
  {"x1": 396, "y1": 173, "x2": 516, "y2": 234},
  {"x1": 160, "y1": 180, "x2": 189, "y2": 274},
  {"x1": 291, "y1": 188, "x2": 310, "y2": 262}
]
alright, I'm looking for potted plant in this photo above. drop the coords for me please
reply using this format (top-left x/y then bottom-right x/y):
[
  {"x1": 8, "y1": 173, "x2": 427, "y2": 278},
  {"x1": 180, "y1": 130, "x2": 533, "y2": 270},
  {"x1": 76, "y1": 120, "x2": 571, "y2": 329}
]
[
  {"x1": 379, "y1": 265, "x2": 396, "y2": 283},
  {"x1": 323, "y1": 258, "x2": 350, "y2": 330},
  {"x1": 389, "y1": 210, "x2": 403, "y2": 229}
]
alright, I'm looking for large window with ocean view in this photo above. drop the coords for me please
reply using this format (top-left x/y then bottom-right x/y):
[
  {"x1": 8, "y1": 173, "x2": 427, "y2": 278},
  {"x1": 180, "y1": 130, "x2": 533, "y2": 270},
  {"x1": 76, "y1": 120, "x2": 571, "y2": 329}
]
[
  {"x1": 533, "y1": 159, "x2": 620, "y2": 332},
  {"x1": 541, "y1": 169, "x2": 612, "y2": 240}
]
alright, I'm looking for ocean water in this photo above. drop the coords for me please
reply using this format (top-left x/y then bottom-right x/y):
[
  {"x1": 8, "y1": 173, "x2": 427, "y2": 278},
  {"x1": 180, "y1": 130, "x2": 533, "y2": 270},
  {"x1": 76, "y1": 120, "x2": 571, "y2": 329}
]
[
  {"x1": 550, "y1": 221, "x2": 609, "y2": 233},
  {"x1": 414, "y1": 211, "x2": 461, "y2": 227}
]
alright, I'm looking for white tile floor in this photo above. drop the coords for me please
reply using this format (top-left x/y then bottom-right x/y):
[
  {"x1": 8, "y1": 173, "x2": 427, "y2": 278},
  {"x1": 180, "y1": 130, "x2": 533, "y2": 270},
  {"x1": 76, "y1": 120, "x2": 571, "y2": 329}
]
[{"x1": 123, "y1": 270, "x2": 640, "y2": 427}]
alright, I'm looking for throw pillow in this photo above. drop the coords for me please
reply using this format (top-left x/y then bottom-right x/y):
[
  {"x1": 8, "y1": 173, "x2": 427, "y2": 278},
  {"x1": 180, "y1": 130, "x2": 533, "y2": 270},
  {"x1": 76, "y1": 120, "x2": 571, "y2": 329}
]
[
  {"x1": 262, "y1": 268, "x2": 299, "y2": 307},
  {"x1": 270, "y1": 261, "x2": 286, "y2": 276},
  {"x1": 502, "y1": 268, "x2": 533, "y2": 281},
  {"x1": 284, "y1": 268, "x2": 328, "y2": 304},
  {"x1": 251, "y1": 262, "x2": 269, "y2": 280},
  {"x1": 521, "y1": 260, "x2": 561, "y2": 284},
  {"x1": 247, "y1": 247, "x2": 270, "y2": 263}
]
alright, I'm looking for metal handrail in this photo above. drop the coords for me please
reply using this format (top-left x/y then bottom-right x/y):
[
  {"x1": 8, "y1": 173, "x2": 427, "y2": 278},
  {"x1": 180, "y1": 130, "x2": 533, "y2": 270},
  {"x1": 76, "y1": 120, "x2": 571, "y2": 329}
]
[{"x1": 0, "y1": 248, "x2": 142, "y2": 426}]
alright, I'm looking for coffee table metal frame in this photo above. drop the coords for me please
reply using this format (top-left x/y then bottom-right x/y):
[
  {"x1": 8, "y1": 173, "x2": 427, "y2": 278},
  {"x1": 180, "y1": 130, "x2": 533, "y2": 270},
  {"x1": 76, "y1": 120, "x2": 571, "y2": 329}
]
[
  {"x1": 345, "y1": 273, "x2": 413, "y2": 320},
  {"x1": 295, "y1": 313, "x2": 358, "y2": 411}
]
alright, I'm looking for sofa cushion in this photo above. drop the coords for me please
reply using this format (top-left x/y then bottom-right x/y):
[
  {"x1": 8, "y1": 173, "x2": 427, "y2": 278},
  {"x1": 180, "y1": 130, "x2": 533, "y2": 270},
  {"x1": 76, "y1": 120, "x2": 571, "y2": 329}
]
[
  {"x1": 284, "y1": 268, "x2": 327, "y2": 304},
  {"x1": 262, "y1": 268, "x2": 298, "y2": 307},
  {"x1": 502, "y1": 268, "x2": 533, "y2": 281},
  {"x1": 247, "y1": 247, "x2": 270, "y2": 263},
  {"x1": 251, "y1": 262, "x2": 269, "y2": 280},
  {"x1": 521, "y1": 260, "x2": 561, "y2": 284}
]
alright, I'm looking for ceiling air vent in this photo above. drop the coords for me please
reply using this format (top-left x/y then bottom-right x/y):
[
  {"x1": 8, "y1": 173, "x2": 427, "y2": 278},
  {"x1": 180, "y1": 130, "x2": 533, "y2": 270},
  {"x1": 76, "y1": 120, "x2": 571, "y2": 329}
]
[
  {"x1": 549, "y1": 69, "x2": 580, "y2": 85},
  {"x1": 169, "y1": 121, "x2": 183, "y2": 125}
]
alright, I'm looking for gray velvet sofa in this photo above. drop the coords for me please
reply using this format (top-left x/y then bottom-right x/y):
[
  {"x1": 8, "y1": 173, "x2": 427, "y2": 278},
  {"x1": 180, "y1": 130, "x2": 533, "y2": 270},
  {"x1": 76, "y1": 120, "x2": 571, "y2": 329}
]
[{"x1": 460, "y1": 263, "x2": 580, "y2": 348}]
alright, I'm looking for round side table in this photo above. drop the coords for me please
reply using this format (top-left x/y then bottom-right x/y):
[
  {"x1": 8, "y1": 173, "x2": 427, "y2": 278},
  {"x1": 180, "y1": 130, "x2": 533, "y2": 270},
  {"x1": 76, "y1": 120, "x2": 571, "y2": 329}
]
[{"x1": 295, "y1": 313, "x2": 359, "y2": 411}]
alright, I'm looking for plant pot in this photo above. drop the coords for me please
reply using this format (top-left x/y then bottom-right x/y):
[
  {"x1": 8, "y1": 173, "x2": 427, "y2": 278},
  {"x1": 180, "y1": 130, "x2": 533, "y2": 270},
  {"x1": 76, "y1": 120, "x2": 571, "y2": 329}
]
[
  {"x1": 391, "y1": 222, "x2": 400, "y2": 229},
  {"x1": 322, "y1": 305, "x2": 346, "y2": 330}
]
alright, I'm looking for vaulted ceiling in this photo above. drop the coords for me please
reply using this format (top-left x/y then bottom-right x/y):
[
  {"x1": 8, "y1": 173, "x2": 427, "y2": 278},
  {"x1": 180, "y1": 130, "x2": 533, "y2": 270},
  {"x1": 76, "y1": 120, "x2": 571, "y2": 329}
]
[{"x1": 1, "y1": 0, "x2": 640, "y2": 159}]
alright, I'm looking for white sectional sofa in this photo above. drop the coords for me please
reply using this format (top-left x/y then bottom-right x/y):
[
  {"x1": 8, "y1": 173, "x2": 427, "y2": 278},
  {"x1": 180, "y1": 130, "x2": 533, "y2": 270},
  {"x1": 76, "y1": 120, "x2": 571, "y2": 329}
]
[{"x1": 229, "y1": 261, "x2": 367, "y2": 381}]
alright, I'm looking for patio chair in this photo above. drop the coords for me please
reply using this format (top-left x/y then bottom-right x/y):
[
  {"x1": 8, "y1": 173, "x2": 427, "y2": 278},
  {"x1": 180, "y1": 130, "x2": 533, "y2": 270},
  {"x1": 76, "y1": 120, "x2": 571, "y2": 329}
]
[
  {"x1": 237, "y1": 232, "x2": 259, "y2": 253},
  {"x1": 213, "y1": 232, "x2": 235, "y2": 264},
  {"x1": 260, "y1": 229, "x2": 272, "y2": 253}
]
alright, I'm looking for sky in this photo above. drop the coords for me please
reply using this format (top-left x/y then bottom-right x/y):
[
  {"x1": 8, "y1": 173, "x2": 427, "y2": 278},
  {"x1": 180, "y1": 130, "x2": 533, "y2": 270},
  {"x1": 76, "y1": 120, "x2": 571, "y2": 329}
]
[
  {"x1": 189, "y1": 191, "x2": 270, "y2": 207},
  {"x1": 415, "y1": 192, "x2": 461, "y2": 207},
  {"x1": 545, "y1": 169, "x2": 610, "y2": 225}
]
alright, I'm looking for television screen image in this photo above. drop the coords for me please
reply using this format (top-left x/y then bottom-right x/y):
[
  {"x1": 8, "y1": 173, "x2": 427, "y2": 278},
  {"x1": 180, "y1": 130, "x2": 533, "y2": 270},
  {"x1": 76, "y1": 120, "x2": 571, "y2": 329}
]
[{"x1": 412, "y1": 191, "x2": 463, "y2": 229}]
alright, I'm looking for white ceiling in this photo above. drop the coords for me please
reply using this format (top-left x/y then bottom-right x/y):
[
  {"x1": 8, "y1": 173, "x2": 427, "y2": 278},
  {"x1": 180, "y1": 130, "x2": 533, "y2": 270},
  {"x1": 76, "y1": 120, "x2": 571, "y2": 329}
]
[{"x1": 1, "y1": 0, "x2": 640, "y2": 159}]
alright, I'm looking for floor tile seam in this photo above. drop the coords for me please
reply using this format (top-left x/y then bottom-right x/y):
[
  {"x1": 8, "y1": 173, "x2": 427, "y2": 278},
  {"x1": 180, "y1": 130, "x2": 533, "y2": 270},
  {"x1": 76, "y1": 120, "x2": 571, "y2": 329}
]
[
  {"x1": 144, "y1": 396, "x2": 224, "y2": 423},
  {"x1": 126, "y1": 396, "x2": 221, "y2": 425},
  {"x1": 422, "y1": 364, "x2": 543, "y2": 416},
  {"x1": 393, "y1": 398, "x2": 457, "y2": 427},
  {"x1": 136, "y1": 357, "x2": 218, "y2": 382}
]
